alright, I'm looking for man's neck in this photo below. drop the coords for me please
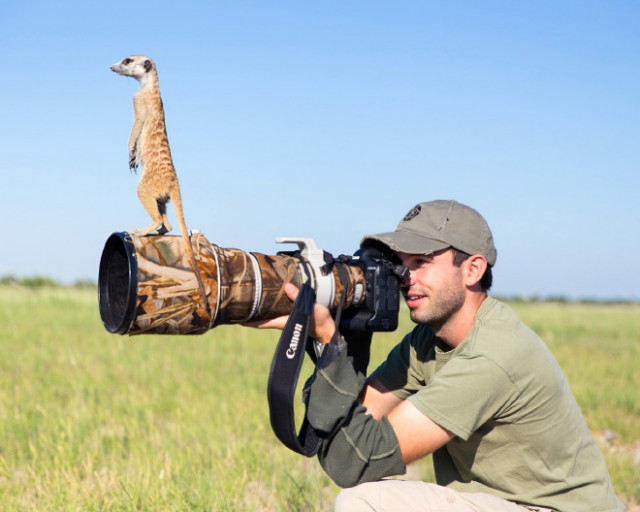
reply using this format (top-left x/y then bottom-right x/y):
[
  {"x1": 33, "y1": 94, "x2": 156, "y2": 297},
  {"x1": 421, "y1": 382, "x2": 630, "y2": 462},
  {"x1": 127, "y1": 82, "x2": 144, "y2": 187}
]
[{"x1": 433, "y1": 293, "x2": 488, "y2": 349}]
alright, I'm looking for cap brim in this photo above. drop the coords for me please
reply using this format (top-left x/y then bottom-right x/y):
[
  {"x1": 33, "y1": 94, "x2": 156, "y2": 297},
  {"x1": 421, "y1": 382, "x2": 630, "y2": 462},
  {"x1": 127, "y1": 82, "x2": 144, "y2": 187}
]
[{"x1": 361, "y1": 230, "x2": 450, "y2": 255}]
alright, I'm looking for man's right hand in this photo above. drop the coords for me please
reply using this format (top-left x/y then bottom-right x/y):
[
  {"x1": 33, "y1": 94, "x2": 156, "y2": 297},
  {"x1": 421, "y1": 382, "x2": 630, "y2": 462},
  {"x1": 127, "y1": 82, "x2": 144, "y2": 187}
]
[{"x1": 242, "y1": 283, "x2": 338, "y2": 345}]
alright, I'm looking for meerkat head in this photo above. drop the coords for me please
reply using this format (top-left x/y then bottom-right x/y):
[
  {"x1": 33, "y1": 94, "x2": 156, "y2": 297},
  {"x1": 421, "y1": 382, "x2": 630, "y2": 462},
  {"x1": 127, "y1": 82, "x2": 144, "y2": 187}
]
[{"x1": 110, "y1": 55, "x2": 156, "y2": 81}]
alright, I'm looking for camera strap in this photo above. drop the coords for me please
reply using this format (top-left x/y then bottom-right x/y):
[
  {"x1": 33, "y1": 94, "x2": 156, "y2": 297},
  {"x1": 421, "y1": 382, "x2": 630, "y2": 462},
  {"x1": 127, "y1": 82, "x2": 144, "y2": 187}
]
[{"x1": 267, "y1": 282, "x2": 322, "y2": 457}]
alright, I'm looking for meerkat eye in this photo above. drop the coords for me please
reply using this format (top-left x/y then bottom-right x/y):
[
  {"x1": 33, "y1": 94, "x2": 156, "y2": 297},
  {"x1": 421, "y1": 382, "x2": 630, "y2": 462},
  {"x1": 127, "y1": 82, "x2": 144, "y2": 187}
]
[{"x1": 122, "y1": 58, "x2": 132, "y2": 65}]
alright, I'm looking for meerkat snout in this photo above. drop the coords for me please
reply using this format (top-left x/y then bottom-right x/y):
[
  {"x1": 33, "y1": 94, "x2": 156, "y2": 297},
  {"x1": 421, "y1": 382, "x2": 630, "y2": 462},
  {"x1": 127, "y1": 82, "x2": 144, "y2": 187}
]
[{"x1": 110, "y1": 56, "x2": 154, "y2": 80}]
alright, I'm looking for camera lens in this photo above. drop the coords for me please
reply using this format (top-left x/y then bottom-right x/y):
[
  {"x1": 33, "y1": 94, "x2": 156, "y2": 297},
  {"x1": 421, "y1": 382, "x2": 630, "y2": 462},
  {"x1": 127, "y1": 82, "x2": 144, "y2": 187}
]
[
  {"x1": 98, "y1": 233, "x2": 138, "y2": 334},
  {"x1": 98, "y1": 232, "x2": 368, "y2": 336}
]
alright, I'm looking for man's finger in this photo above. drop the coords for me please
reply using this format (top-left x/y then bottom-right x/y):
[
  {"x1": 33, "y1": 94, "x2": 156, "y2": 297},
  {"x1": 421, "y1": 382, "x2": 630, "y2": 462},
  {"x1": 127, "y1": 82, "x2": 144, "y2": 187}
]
[
  {"x1": 283, "y1": 283, "x2": 300, "y2": 300},
  {"x1": 242, "y1": 316, "x2": 288, "y2": 330},
  {"x1": 242, "y1": 284, "x2": 299, "y2": 331}
]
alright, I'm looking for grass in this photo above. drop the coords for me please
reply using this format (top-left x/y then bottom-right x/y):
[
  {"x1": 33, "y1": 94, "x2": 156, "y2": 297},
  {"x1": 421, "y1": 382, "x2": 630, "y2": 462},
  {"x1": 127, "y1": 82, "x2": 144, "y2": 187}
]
[{"x1": 0, "y1": 285, "x2": 638, "y2": 510}]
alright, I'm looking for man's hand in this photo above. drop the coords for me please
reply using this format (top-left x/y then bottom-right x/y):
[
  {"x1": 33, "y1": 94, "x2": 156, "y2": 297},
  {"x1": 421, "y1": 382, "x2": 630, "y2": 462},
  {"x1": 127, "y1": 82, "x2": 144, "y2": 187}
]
[{"x1": 242, "y1": 283, "x2": 338, "y2": 345}]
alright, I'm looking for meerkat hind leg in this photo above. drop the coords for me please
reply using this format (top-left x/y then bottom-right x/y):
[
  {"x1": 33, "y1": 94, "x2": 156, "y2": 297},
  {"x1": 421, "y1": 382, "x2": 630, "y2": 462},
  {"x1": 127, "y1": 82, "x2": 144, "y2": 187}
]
[
  {"x1": 130, "y1": 220, "x2": 167, "y2": 236},
  {"x1": 132, "y1": 189, "x2": 170, "y2": 236},
  {"x1": 159, "y1": 201, "x2": 172, "y2": 233}
]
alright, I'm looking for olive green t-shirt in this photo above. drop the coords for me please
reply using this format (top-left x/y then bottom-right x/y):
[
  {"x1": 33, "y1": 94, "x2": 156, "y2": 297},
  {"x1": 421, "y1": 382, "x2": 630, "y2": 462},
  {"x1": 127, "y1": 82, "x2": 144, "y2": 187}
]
[{"x1": 372, "y1": 297, "x2": 622, "y2": 512}]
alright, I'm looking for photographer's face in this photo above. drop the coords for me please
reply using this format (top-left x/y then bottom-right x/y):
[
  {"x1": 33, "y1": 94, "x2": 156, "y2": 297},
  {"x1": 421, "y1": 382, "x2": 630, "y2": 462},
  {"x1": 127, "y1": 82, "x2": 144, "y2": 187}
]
[{"x1": 398, "y1": 249, "x2": 466, "y2": 329}]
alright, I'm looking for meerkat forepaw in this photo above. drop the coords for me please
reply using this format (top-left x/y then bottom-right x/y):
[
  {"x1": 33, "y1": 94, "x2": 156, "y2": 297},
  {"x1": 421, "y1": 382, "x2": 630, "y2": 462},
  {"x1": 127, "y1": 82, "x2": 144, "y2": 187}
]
[{"x1": 129, "y1": 154, "x2": 139, "y2": 173}]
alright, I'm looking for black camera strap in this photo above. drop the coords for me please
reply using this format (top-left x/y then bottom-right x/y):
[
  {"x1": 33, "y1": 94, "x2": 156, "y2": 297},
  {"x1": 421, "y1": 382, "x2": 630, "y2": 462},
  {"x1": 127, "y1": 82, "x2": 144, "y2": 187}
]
[
  {"x1": 267, "y1": 260, "x2": 353, "y2": 457},
  {"x1": 267, "y1": 282, "x2": 322, "y2": 457}
]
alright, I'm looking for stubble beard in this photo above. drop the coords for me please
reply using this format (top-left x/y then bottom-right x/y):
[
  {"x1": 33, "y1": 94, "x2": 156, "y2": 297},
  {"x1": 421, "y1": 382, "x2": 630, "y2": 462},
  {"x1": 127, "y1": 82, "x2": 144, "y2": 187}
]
[{"x1": 408, "y1": 282, "x2": 466, "y2": 330}]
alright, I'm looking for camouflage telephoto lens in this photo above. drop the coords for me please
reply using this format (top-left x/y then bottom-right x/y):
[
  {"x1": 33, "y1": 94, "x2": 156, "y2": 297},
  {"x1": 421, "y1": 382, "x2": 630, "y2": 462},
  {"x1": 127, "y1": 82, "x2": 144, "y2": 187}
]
[{"x1": 98, "y1": 232, "x2": 367, "y2": 336}]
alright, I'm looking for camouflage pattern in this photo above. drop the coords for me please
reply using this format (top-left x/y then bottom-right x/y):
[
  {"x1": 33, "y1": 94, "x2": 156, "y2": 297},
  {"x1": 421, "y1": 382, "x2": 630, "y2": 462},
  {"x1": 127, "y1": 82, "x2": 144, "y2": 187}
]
[
  {"x1": 125, "y1": 233, "x2": 365, "y2": 336},
  {"x1": 128, "y1": 232, "x2": 214, "y2": 335}
]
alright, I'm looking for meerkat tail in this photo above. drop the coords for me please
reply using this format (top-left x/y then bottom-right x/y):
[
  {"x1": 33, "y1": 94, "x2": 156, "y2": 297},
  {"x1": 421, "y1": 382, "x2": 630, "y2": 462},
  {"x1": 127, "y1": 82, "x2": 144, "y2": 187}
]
[{"x1": 172, "y1": 191, "x2": 212, "y2": 319}]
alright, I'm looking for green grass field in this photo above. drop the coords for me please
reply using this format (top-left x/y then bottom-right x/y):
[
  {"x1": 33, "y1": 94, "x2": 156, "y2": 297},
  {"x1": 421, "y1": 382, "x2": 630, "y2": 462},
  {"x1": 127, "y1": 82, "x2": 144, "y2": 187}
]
[{"x1": 0, "y1": 285, "x2": 638, "y2": 511}]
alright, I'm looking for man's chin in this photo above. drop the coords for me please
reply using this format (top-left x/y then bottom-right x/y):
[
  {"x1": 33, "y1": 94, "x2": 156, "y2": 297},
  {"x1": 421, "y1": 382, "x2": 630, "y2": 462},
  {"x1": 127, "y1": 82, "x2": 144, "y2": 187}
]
[{"x1": 409, "y1": 309, "x2": 428, "y2": 325}]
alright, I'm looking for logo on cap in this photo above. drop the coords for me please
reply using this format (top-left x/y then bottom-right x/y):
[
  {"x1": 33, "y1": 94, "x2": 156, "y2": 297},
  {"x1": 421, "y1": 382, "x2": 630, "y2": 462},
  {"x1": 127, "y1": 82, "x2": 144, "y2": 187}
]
[{"x1": 403, "y1": 205, "x2": 421, "y2": 222}]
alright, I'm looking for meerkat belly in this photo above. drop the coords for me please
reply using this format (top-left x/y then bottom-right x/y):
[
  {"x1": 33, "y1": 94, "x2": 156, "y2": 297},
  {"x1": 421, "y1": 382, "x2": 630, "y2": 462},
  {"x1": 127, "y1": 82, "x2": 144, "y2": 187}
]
[{"x1": 141, "y1": 123, "x2": 172, "y2": 163}]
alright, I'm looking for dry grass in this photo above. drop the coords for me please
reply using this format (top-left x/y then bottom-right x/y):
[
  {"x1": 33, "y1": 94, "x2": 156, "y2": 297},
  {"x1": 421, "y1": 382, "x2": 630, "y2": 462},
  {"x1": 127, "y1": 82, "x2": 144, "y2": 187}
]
[{"x1": 0, "y1": 286, "x2": 637, "y2": 510}]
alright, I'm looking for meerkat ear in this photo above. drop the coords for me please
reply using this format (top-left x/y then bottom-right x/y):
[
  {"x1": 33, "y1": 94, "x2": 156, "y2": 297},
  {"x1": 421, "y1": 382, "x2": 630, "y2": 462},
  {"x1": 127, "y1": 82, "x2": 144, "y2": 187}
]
[{"x1": 143, "y1": 60, "x2": 153, "y2": 72}]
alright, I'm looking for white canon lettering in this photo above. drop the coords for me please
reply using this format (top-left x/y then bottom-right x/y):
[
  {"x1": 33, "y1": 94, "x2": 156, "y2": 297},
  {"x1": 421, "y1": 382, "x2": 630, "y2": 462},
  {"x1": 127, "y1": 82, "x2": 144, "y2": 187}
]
[{"x1": 286, "y1": 323, "x2": 303, "y2": 359}]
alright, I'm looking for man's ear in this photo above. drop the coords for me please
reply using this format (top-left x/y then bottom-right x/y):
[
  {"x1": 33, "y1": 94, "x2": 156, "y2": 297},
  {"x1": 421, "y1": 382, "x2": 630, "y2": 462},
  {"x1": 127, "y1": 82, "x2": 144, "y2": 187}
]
[{"x1": 464, "y1": 255, "x2": 487, "y2": 288}]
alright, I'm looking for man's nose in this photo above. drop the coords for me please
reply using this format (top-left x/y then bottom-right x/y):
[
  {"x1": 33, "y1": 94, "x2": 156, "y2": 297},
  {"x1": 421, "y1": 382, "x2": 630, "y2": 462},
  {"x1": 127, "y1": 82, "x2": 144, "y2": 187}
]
[{"x1": 401, "y1": 269, "x2": 414, "y2": 288}]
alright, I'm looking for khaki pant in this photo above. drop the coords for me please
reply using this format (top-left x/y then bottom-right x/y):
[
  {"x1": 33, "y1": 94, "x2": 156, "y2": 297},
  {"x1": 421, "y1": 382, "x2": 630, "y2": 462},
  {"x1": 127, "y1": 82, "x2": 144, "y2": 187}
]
[{"x1": 335, "y1": 481, "x2": 554, "y2": 512}]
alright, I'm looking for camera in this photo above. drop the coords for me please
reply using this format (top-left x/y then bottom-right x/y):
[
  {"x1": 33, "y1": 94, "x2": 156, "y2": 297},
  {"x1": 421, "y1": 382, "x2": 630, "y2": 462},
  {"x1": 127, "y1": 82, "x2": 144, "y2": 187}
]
[{"x1": 98, "y1": 231, "x2": 407, "y2": 336}]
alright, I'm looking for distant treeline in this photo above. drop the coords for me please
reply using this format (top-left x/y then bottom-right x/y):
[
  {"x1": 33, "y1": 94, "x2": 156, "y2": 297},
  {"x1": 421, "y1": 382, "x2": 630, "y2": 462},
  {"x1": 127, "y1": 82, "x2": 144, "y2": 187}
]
[
  {"x1": 493, "y1": 295, "x2": 637, "y2": 306},
  {"x1": 0, "y1": 275, "x2": 97, "y2": 290},
  {"x1": 0, "y1": 275, "x2": 636, "y2": 304}
]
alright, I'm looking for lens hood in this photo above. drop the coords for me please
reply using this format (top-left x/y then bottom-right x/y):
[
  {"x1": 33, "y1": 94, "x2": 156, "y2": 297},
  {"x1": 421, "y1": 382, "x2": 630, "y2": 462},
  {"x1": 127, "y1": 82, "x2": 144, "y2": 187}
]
[{"x1": 98, "y1": 232, "x2": 138, "y2": 334}]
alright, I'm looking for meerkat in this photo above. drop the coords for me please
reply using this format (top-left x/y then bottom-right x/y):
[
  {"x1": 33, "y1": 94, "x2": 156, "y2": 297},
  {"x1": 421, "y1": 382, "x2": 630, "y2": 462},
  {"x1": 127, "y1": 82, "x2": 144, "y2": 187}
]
[{"x1": 110, "y1": 55, "x2": 210, "y2": 316}]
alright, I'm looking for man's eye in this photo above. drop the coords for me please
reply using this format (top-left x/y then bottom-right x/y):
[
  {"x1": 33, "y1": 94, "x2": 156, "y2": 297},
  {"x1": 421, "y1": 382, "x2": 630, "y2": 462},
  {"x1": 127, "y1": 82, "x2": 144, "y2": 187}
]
[{"x1": 416, "y1": 258, "x2": 433, "y2": 267}]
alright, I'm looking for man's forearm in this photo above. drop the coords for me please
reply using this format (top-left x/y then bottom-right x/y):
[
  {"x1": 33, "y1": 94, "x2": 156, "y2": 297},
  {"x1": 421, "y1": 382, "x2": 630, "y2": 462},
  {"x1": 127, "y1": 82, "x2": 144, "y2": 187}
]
[{"x1": 305, "y1": 339, "x2": 405, "y2": 488}]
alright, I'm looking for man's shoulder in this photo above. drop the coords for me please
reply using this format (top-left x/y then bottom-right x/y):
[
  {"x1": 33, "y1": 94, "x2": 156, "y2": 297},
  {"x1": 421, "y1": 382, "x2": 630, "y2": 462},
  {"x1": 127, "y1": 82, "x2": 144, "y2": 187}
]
[
  {"x1": 465, "y1": 297, "x2": 560, "y2": 379},
  {"x1": 471, "y1": 297, "x2": 539, "y2": 345},
  {"x1": 476, "y1": 296, "x2": 518, "y2": 324}
]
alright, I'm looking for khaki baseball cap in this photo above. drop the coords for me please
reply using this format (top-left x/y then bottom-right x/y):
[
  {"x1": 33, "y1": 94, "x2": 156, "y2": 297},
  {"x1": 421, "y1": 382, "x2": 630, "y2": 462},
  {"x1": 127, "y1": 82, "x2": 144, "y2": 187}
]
[{"x1": 361, "y1": 200, "x2": 497, "y2": 266}]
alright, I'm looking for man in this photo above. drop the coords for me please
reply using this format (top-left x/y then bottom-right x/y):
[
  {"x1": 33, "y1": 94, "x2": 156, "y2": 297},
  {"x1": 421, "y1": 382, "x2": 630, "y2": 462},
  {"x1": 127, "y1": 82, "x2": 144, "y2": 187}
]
[{"x1": 250, "y1": 200, "x2": 623, "y2": 512}]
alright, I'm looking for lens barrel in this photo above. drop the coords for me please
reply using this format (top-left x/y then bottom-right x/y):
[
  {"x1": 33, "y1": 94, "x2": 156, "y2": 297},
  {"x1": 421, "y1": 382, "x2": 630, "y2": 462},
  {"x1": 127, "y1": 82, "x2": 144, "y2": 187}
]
[{"x1": 98, "y1": 232, "x2": 367, "y2": 335}]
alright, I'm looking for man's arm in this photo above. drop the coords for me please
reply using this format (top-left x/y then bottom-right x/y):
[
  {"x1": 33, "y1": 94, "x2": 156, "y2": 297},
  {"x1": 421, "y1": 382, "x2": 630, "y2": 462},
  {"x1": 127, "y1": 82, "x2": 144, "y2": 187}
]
[
  {"x1": 360, "y1": 377, "x2": 403, "y2": 419},
  {"x1": 387, "y1": 397, "x2": 455, "y2": 464},
  {"x1": 245, "y1": 284, "x2": 453, "y2": 482},
  {"x1": 363, "y1": 377, "x2": 454, "y2": 464}
]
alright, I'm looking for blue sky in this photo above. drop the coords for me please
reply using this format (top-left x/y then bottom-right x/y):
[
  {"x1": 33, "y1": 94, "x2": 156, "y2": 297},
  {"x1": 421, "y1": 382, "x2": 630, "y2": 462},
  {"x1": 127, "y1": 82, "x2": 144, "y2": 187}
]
[{"x1": 1, "y1": 1, "x2": 638, "y2": 300}]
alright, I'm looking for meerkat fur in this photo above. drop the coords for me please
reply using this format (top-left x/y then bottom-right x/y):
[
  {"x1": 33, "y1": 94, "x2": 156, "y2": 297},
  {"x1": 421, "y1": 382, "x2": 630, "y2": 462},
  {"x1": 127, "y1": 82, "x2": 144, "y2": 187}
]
[{"x1": 110, "y1": 55, "x2": 210, "y2": 316}]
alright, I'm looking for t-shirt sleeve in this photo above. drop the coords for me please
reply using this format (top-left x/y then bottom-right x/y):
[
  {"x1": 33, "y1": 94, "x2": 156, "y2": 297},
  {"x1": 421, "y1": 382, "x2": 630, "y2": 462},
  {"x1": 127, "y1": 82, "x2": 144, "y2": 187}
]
[
  {"x1": 369, "y1": 328, "x2": 432, "y2": 400},
  {"x1": 408, "y1": 355, "x2": 517, "y2": 441}
]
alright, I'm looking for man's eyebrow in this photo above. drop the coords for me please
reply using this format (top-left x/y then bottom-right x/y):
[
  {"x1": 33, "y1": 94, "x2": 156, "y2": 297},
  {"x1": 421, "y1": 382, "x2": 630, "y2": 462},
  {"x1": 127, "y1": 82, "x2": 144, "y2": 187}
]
[
  {"x1": 415, "y1": 248, "x2": 449, "y2": 261},
  {"x1": 414, "y1": 254, "x2": 435, "y2": 262}
]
